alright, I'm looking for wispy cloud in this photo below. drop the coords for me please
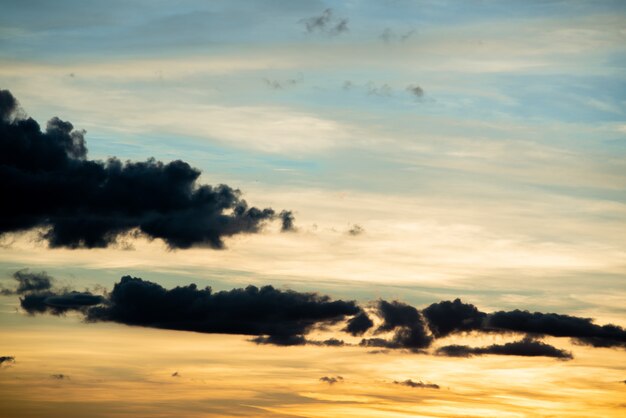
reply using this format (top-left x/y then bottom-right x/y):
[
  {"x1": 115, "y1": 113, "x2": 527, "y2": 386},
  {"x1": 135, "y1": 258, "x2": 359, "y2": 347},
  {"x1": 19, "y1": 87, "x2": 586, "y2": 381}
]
[{"x1": 301, "y1": 9, "x2": 348, "y2": 35}]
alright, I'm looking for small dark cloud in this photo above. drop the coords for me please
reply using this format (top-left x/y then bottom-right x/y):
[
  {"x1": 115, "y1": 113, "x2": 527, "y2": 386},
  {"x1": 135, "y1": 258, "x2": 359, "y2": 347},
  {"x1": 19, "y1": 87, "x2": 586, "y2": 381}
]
[
  {"x1": 367, "y1": 300, "x2": 432, "y2": 350},
  {"x1": 314, "y1": 338, "x2": 345, "y2": 347},
  {"x1": 347, "y1": 224, "x2": 364, "y2": 236},
  {"x1": 342, "y1": 81, "x2": 393, "y2": 97},
  {"x1": 50, "y1": 374, "x2": 67, "y2": 380},
  {"x1": 422, "y1": 298, "x2": 486, "y2": 338},
  {"x1": 21, "y1": 291, "x2": 104, "y2": 315},
  {"x1": 251, "y1": 334, "x2": 307, "y2": 346},
  {"x1": 380, "y1": 28, "x2": 415, "y2": 43},
  {"x1": 393, "y1": 379, "x2": 439, "y2": 389},
  {"x1": 301, "y1": 9, "x2": 348, "y2": 35},
  {"x1": 436, "y1": 337, "x2": 573, "y2": 360},
  {"x1": 279, "y1": 210, "x2": 296, "y2": 232},
  {"x1": 263, "y1": 75, "x2": 302, "y2": 90},
  {"x1": 172, "y1": 371, "x2": 180, "y2": 377},
  {"x1": 0, "y1": 356, "x2": 15, "y2": 366},
  {"x1": 366, "y1": 82, "x2": 393, "y2": 97},
  {"x1": 0, "y1": 89, "x2": 286, "y2": 250},
  {"x1": 320, "y1": 375, "x2": 343, "y2": 384},
  {"x1": 1, "y1": 269, "x2": 53, "y2": 295},
  {"x1": 407, "y1": 84, "x2": 424, "y2": 98},
  {"x1": 366, "y1": 349, "x2": 390, "y2": 355},
  {"x1": 345, "y1": 311, "x2": 373, "y2": 336}
]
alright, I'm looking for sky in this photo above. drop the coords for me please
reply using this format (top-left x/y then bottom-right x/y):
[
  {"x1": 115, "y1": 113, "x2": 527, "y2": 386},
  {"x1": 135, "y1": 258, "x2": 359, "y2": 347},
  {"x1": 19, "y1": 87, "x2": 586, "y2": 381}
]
[{"x1": 0, "y1": 0, "x2": 625, "y2": 416}]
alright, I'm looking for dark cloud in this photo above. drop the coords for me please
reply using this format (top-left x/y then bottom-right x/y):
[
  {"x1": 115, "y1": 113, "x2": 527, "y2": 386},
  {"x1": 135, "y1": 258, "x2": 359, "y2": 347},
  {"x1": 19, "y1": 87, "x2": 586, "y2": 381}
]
[
  {"x1": 0, "y1": 89, "x2": 286, "y2": 249},
  {"x1": 380, "y1": 28, "x2": 415, "y2": 43},
  {"x1": 20, "y1": 291, "x2": 104, "y2": 315},
  {"x1": 1, "y1": 269, "x2": 53, "y2": 295},
  {"x1": 347, "y1": 224, "x2": 364, "y2": 236},
  {"x1": 85, "y1": 276, "x2": 362, "y2": 345},
  {"x1": 171, "y1": 371, "x2": 180, "y2": 377},
  {"x1": 486, "y1": 310, "x2": 626, "y2": 348},
  {"x1": 344, "y1": 311, "x2": 373, "y2": 336},
  {"x1": 50, "y1": 374, "x2": 67, "y2": 380},
  {"x1": 366, "y1": 82, "x2": 393, "y2": 97},
  {"x1": 319, "y1": 338, "x2": 345, "y2": 347},
  {"x1": 306, "y1": 338, "x2": 346, "y2": 347},
  {"x1": 437, "y1": 337, "x2": 573, "y2": 360},
  {"x1": 263, "y1": 75, "x2": 302, "y2": 90},
  {"x1": 250, "y1": 334, "x2": 307, "y2": 346},
  {"x1": 279, "y1": 210, "x2": 296, "y2": 232},
  {"x1": 13, "y1": 270, "x2": 626, "y2": 356},
  {"x1": 393, "y1": 379, "x2": 439, "y2": 389},
  {"x1": 0, "y1": 356, "x2": 15, "y2": 366},
  {"x1": 301, "y1": 9, "x2": 348, "y2": 35},
  {"x1": 422, "y1": 298, "x2": 486, "y2": 338},
  {"x1": 360, "y1": 300, "x2": 432, "y2": 351},
  {"x1": 319, "y1": 375, "x2": 343, "y2": 384},
  {"x1": 407, "y1": 84, "x2": 424, "y2": 98}
]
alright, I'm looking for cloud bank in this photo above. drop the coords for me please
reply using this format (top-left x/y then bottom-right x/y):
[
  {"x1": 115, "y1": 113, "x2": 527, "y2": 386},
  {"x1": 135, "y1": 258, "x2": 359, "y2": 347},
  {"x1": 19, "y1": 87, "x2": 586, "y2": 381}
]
[
  {"x1": 12, "y1": 272, "x2": 626, "y2": 358},
  {"x1": 0, "y1": 89, "x2": 289, "y2": 249}
]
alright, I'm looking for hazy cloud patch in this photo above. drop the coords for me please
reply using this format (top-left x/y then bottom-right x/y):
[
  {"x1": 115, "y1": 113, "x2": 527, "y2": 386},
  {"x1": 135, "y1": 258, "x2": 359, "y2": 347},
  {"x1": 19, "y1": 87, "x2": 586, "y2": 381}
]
[{"x1": 301, "y1": 9, "x2": 348, "y2": 35}]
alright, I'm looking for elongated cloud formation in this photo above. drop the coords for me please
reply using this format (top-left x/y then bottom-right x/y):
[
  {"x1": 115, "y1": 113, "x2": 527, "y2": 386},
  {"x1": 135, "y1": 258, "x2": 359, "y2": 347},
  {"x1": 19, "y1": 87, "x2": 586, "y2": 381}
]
[
  {"x1": 13, "y1": 272, "x2": 626, "y2": 357},
  {"x1": 394, "y1": 379, "x2": 439, "y2": 389},
  {"x1": 437, "y1": 337, "x2": 573, "y2": 359},
  {"x1": 87, "y1": 276, "x2": 362, "y2": 345},
  {"x1": 0, "y1": 89, "x2": 287, "y2": 249}
]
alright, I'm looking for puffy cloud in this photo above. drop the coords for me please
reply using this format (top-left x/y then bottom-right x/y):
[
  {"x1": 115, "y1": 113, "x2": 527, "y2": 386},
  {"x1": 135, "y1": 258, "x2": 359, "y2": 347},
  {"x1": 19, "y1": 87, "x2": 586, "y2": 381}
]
[
  {"x1": 320, "y1": 375, "x2": 343, "y2": 384},
  {"x1": 0, "y1": 89, "x2": 287, "y2": 249}
]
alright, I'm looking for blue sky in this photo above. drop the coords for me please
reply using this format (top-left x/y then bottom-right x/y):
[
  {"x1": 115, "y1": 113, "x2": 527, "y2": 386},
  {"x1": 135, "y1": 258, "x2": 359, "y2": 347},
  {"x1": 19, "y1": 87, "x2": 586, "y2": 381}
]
[
  {"x1": 1, "y1": 2, "x2": 626, "y2": 417},
  {"x1": 0, "y1": 0, "x2": 625, "y2": 315}
]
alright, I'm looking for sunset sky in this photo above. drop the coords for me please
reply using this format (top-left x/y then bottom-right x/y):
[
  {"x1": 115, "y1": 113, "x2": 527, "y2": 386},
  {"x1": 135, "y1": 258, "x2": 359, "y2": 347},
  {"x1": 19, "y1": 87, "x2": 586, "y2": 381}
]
[{"x1": 1, "y1": 1, "x2": 625, "y2": 417}]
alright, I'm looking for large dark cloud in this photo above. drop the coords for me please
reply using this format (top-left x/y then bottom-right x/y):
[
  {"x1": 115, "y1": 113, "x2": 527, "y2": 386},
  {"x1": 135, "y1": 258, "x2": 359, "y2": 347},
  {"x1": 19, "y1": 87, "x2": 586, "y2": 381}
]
[
  {"x1": 437, "y1": 337, "x2": 573, "y2": 360},
  {"x1": 486, "y1": 310, "x2": 626, "y2": 348},
  {"x1": 84, "y1": 276, "x2": 362, "y2": 345},
  {"x1": 0, "y1": 89, "x2": 287, "y2": 249}
]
